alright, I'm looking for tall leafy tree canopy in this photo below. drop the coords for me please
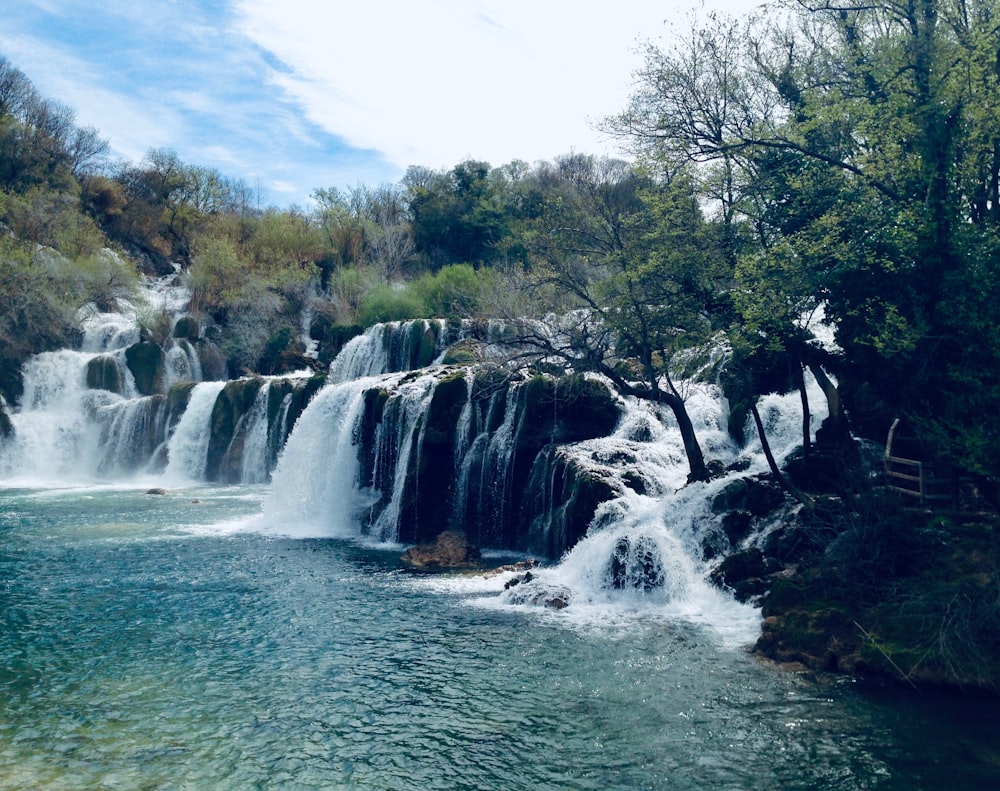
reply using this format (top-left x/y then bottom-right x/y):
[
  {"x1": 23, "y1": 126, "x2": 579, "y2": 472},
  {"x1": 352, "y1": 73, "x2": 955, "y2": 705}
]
[{"x1": 609, "y1": 0, "x2": 1000, "y2": 486}]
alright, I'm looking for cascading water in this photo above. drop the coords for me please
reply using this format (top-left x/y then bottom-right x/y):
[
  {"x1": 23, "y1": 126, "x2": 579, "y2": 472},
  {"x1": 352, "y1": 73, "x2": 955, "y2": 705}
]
[
  {"x1": 329, "y1": 319, "x2": 448, "y2": 383},
  {"x1": 261, "y1": 314, "x2": 832, "y2": 637},
  {"x1": 238, "y1": 382, "x2": 273, "y2": 484},
  {"x1": 162, "y1": 381, "x2": 228, "y2": 484},
  {"x1": 263, "y1": 376, "x2": 379, "y2": 537},
  {"x1": 0, "y1": 350, "x2": 109, "y2": 483},
  {"x1": 2, "y1": 295, "x2": 829, "y2": 637},
  {"x1": 497, "y1": 376, "x2": 829, "y2": 638},
  {"x1": 163, "y1": 339, "x2": 203, "y2": 388}
]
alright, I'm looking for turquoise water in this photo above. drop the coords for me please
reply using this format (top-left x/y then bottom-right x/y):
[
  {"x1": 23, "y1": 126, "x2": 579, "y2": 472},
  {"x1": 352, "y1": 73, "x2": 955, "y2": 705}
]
[{"x1": 2, "y1": 486, "x2": 999, "y2": 790}]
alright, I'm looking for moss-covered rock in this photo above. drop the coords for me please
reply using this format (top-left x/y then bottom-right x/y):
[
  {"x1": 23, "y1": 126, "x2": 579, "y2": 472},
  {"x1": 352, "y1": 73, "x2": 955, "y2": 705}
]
[
  {"x1": 124, "y1": 341, "x2": 165, "y2": 396},
  {"x1": 172, "y1": 315, "x2": 200, "y2": 341},
  {"x1": 204, "y1": 378, "x2": 265, "y2": 482},
  {"x1": 312, "y1": 321, "x2": 363, "y2": 366},
  {"x1": 440, "y1": 340, "x2": 479, "y2": 365},
  {"x1": 711, "y1": 475, "x2": 785, "y2": 517},
  {"x1": 522, "y1": 448, "x2": 617, "y2": 558},
  {"x1": 754, "y1": 511, "x2": 1000, "y2": 692},
  {"x1": 86, "y1": 354, "x2": 126, "y2": 394}
]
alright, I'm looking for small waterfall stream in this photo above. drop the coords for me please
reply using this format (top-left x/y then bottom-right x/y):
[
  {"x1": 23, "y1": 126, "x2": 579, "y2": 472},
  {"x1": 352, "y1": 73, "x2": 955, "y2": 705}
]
[{"x1": 163, "y1": 381, "x2": 227, "y2": 484}]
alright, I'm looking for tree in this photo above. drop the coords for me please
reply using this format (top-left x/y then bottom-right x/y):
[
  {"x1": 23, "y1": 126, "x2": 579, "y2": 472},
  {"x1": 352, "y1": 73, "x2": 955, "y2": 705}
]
[
  {"x1": 511, "y1": 156, "x2": 727, "y2": 483},
  {"x1": 609, "y1": 0, "x2": 1000, "y2": 490},
  {"x1": 405, "y1": 160, "x2": 514, "y2": 269}
]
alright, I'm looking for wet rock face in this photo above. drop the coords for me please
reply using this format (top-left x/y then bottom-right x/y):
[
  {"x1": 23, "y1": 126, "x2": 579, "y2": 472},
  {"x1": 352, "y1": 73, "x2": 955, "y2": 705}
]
[
  {"x1": 709, "y1": 548, "x2": 781, "y2": 603},
  {"x1": 172, "y1": 316, "x2": 200, "y2": 341},
  {"x1": 609, "y1": 535, "x2": 665, "y2": 591},
  {"x1": 124, "y1": 341, "x2": 165, "y2": 396},
  {"x1": 204, "y1": 378, "x2": 265, "y2": 482},
  {"x1": 400, "y1": 530, "x2": 482, "y2": 570},
  {"x1": 86, "y1": 355, "x2": 126, "y2": 395},
  {"x1": 0, "y1": 403, "x2": 12, "y2": 439},
  {"x1": 360, "y1": 368, "x2": 622, "y2": 558},
  {"x1": 711, "y1": 475, "x2": 786, "y2": 517}
]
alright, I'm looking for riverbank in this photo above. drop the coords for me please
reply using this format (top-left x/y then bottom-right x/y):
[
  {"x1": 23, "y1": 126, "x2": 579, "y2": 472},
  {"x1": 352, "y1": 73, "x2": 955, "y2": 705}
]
[{"x1": 750, "y1": 491, "x2": 1000, "y2": 695}]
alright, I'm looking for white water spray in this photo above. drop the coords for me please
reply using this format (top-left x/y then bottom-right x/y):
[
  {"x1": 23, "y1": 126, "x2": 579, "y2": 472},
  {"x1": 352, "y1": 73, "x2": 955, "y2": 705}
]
[
  {"x1": 163, "y1": 381, "x2": 227, "y2": 484},
  {"x1": 262, "y1": 377, "x2": 377, "y2": 537}
]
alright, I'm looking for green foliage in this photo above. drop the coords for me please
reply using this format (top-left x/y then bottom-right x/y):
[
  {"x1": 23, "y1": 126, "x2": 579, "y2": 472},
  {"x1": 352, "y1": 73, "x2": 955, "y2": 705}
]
[
  {"x1": 188, "y1": 235, "x2": 244, "y2": 310},
  {"x1": 352, "y1": 264, "x2": 492, "y2": 327},
  {"x1": 610, "y1": 0, "x2": 1000, "y2": 486},
  {"x1": 411, "y1": 263, "x2": 488, "y2": 318},
  {"x1": 357, "y1": 283, "x2": 426, "y2": 326},
  {"x1": 0, "y1": 186, "x2": 104, "y2": 258},
  {"x1": 0, "y1": 236, "x2": 139, "y2": 402}
]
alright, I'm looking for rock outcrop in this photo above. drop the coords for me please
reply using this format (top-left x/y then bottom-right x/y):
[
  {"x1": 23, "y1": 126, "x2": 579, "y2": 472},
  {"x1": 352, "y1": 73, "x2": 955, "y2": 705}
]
[{"x1": 401, "y1": 530, "x2": 482, "y2": 570}]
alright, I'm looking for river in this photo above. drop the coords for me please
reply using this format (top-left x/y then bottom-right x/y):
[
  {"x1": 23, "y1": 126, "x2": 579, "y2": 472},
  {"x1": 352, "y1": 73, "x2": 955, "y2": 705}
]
[{"x1": 2, "y1": 484, "x2": 998, "y2": 790}]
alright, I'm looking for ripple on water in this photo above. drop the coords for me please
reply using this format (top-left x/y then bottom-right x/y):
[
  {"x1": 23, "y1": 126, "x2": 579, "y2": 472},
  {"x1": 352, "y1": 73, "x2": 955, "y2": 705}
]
[{"x1": 1, "y1": 487, "x2": 999, "y2": 790}]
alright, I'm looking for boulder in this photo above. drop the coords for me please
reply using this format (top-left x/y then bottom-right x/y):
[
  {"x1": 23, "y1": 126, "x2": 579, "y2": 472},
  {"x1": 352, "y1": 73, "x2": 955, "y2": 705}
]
[
  {"x1": 86, "y1": 354, "x2": 126, "y2": 394},
  {"x1": 711, "y1": 475, "x2": 785, "y2": 517},
  {"x1": 709, "y1": 547, "x2": 781, "y2": 602},
  {"x1": 172, "y1": 315, "x2": 200, "y2": 341},
  {"x1": 124, "y1": 341, "x2": 165, "y2": 396},
  {"x1": 401, "y1": 530, "x2": 482, "y2": 570}
]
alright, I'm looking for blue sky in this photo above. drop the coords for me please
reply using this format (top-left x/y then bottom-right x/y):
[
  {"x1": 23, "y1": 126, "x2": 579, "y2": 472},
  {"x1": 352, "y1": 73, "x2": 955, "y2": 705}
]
[{"x1": 3, "y1": 1, "x2": 758, "y2": 207}]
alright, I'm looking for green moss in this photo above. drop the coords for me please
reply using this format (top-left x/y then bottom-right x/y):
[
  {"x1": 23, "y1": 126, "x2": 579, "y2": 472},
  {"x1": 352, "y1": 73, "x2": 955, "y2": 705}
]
[
  {"x1": 124, "y1": 341, "x2": 165, "y2": 396},
  {"x1": 440, "y1": 341, "x2": 478, "y2": 365},
  {"x1": 86, "y1": 355, "x2": 125, "y2": 394}
]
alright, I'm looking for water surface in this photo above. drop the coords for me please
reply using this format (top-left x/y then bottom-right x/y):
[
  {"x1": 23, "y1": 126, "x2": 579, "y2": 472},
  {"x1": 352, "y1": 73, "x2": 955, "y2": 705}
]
[{"x1": 1, "y1": 486, "x2": 998, "y2": 790}]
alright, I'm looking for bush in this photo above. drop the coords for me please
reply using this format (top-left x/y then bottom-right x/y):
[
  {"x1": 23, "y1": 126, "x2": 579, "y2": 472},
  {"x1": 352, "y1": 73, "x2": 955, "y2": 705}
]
[
  {"x1": 357, "y1": 283, "x2": 425, "y2": 326},
  {"x1": 412, "y1": 263, "x2": 487, "y2": 318}
]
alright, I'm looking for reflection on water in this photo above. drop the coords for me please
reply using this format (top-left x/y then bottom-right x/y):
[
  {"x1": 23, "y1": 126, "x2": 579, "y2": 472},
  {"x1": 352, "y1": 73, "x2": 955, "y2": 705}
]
[{"x1": 1, "y1": 486, "x2": 998, "y2": 790}]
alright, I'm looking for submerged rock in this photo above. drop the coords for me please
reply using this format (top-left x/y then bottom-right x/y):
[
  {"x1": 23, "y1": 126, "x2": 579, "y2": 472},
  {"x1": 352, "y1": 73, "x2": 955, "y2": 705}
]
[{"x1": 401, "y1": 530, "x2": 482, "y2": 570}]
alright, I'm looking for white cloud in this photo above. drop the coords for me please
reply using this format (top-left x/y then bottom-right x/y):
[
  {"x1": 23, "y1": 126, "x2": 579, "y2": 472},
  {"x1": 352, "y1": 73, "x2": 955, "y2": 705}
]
[
  {"x1": 0, "y1": 32, "x2": 176, "y2": 162},
  {"x1": 233, "y1": 0, "x2": 679, "y2": 169}
]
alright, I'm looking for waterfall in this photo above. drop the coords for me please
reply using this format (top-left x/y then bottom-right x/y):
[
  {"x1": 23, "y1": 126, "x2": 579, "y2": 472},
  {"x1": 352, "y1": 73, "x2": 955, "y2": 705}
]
[
  {"x1": 364, "y1": 373, "x2": 438, "y2": 542},
  {"x1": 96, "y1": 394, "x2": 170, "y2": 477},
  {"x1": 239, "y1": 383, "x2": 272, "y2": 484},
  {"x1": 262, "y1": 377, "x2": 378, "y2": 537},
  {"x1": 163, "y1": 339, "x2": 203, "y2": 388},
  {"x1": 329, "y1": 319, "x2": 448, "y2": 382},
  {"x1": 0, "y1": 350, "x2": 109, "y2": 483},
  {"x1": 79, "y1": 307, "x2": 141, "y2": 352},
  {"x1": 163, "y1": 381, "x2": 227, "y2": 484},
  {"x1": 497, "y1": 374, "x2": 829, "y2": 633}
]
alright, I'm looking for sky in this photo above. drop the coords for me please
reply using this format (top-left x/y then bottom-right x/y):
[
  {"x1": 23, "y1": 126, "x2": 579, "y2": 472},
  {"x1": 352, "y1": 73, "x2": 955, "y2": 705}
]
[{"x1": 2, "y1": 0, "x2": 761, "y2": 207}]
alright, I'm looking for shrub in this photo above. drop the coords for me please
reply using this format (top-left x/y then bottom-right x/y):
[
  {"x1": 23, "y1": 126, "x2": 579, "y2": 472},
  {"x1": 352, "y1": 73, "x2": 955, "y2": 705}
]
[{"x1": 357, "y1": 283, "x2": 425, "y2": 326}]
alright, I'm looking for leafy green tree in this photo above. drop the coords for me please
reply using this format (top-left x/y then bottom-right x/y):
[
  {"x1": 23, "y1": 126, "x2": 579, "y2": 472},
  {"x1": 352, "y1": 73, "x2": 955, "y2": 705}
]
[
  {"x1": 513, "y1": 157, "x2": 726, "y2": 482},
  {"x1": 405, "y1": 160, "x2": 514, "y2": 269},
  {"x1": 611, "y1": 0, "x2": 1000, "y2": 491}
]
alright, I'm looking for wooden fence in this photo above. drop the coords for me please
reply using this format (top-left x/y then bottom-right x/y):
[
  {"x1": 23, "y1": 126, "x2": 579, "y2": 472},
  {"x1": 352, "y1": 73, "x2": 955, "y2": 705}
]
[{"x1": 883, "y1": 418, "x2": 955, "y2": 505}]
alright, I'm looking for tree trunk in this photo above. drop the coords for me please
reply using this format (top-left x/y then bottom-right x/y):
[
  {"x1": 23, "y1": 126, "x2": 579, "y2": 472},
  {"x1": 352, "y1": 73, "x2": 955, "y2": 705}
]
[
  {"x1": 798, "y1": 366, "x2": 812, "y2": 458},
  {"x1": 807, "y1": 362, "x2": 851, "y2": 449},
  {"x1": 662, "y1": 391, "x2": 709, "y2": 483},
  {"x1": 750, "y1": 399, "x2": 813, "y2": 508}
]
